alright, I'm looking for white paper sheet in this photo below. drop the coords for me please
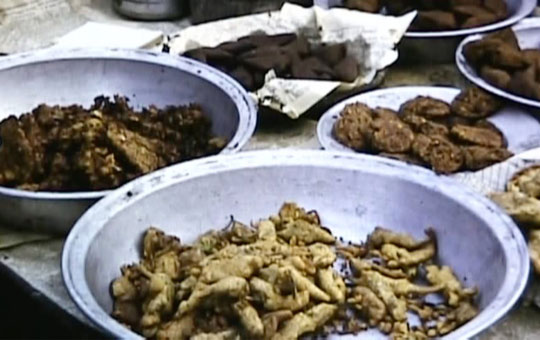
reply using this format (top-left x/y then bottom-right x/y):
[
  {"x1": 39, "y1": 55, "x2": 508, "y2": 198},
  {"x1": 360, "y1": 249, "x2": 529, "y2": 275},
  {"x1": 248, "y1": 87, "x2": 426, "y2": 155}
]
[{"x1": 168, "y1": 4, "x2": 415, "y2": 118}]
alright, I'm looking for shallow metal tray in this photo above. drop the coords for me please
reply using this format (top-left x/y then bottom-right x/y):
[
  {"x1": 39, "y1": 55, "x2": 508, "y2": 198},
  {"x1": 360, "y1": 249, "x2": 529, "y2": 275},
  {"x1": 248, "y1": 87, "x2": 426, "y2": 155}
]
[
  {"x1": 0, "y1": 48, "x2": 257, "y2": 234},
  {"x1": 316, "y1": 0, "x2": 537, "y2": 63},
  {"x1": 318, "y1": 86, "x2": 540, "y2": 162},
  {"x1": 457, "y1": 18, "x2": 540, "y2": 109},
  {"x1": 62, "y1": 150, "x2": 529, "y2": 339}
]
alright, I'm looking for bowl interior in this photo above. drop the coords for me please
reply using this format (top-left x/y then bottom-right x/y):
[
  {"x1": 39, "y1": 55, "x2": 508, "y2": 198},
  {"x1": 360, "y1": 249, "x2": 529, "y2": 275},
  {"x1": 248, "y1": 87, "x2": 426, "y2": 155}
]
[
  {"x1": 76, "y1": 153, "x2": 524, "y2": 338},
  {"x1": 0, "y1": 54, "x2": 240, "y2": 142}
]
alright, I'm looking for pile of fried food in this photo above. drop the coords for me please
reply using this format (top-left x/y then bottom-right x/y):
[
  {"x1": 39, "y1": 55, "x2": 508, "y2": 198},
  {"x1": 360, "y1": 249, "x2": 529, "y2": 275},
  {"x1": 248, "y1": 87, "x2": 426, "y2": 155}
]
[
  {"x1": 343, "y1": 0, "x2": 509, "y2": 31},
  {"x1": 490, "y1": 166, "x2": 540, "y2": 275},
  {"x1": 0, "y1": 96, "x2": 225, "y2": 192},
  {"x1": 333, "y1": 87, "x2": 512, "y2": 174},
  {"x1": 464, "y1": 28, "x2": 540, "y2": 102},
  {"x1": 111, "y1": 203, "x2": 479, "y2": 339},
  {"x1": 182, "y1": 33, "x2": 360, "y2": 91}
]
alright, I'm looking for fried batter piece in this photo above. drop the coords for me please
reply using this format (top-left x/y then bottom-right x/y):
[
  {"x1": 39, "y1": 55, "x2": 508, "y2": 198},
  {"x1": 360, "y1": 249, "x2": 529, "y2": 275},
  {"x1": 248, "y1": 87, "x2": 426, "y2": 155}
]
[
  {"x1": 139, "y1": 268, "x2": 176, "y2": 338},
  {"x1": 178, "y1": 277, "x2": 249, "y2": 315},
  {"x1": 348, "y1": 286, "x2": 387, "y2": 323},
  {"x1": 400, "y1": 96, "x2": 451, "y2": 118},
  {"x1": 490, "y1": 192, "x2": 540, "y2": 228},
  {"x1": 156, "y1": 314, "x2": 195, "y2": 340},
  {"x1": 508, "y1": 166, "x2": 540, "y2": 198},
  {"x1": 529, "y1": 230, "x2": 540, "y2": 274},
  {"x1": 425, "y1": 265, "x2": 476, "y2": 307},
  {"x1": 451, "y1": 87, "x2": 502, "y2": 119},
  {"x1": 278, "y1": 202, "x2": 321, "y2": 225},
  {"x1": 250, "y1": 277, "x2": 311, "y2": 311},
  {"x1": 346, "y1": 227, "x2": 478, "y2": 337},
  {"x1": 0, "y1": 97, "x2": 225, "y2": 192},
  {"x1": 356, "y1": 270, "x2": 407, "y2": 321},
  {"x1": 0, "y1": 117, "x2": 37, "y2": 186},
  {"x1": 261, "y1": 311, "x2": 293, "y2": 339},
  {"x1": 272, "y1": 304, "x2": 337, "y2": 340},
  {"x1": 200, "y1": 255, "x2": 264, "y2": 283},
  {"x1": 381, "y1": 241, "x2": 436, "y2": 268},
  {"x1": 112, "y1": 204, "x2": 479, "y2": 339},
  {"x1": 233, "y1": 300, "x2": 264, "y2": 337},
  {"x1": 278, "y1": 219, "x2": 335, "y2": 244},
  {"x1": 106, "y1": 121, "x2": 164, "y2": 174},
  {"x1": 191, "y1": 329, "x2": 238, "y2": 340},
  {"x1": 317, "y1": 268, "x2": 346, "y2": 302},
  {"x1": 350, "y1": 258, "x2": 409, "y2": 279},
  {"x1": 367, "y1": 227, "x2": 431, "y2": 250}
]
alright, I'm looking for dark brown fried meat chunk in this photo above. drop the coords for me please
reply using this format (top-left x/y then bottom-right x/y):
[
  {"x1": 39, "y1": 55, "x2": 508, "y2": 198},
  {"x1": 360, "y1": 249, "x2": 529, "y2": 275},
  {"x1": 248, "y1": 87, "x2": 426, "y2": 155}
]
[
  {"x1": 183, "y1": 33, "x2": 359, "y2": 91},
  {"x1": 451, "y1": 87, "x2": 502, "y2": 119},
  {"x1": 0, "y1": 96, "x2": 226, "y2": 191},
  {"x1": 334, "y1": 103, "x2": 374, "y2": 151},
  {"x1": 400, "y1": 96, "x2": 451, "y2": 118}
]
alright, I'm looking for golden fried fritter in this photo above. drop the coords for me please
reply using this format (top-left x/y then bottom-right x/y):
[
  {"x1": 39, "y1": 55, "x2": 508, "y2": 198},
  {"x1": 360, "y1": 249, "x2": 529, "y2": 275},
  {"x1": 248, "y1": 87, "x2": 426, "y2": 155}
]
[
  {"x1": 425, "y1": 265, "x2": 476, "y2": 307},
  {"x1": 451, "y1": 124, "x2": 504, "y2": 148},
  {"x1": 451, "y1": 87, "x2": 502, "y2": 119},
  {"x1": 371, "y1": 117, "x2": 415, "y2": 154},
  {"x1": 412, "y1": 134, "x2": 464, "y2": 173},
  {"x1": 112, "y1": 205, "x2": 478, "y2": 339},
  {"x1": 529, "y1": 230, "x2": 540, "y2": 274},
  {"x1": 462, "y1": 146, "x2": 512, "y2": 170},
  {"x1": 507, "y1": 166, "x2": 540, "y2": 198},
  {"x1": 400, "y1": 96, "x2": 451, "y2": 118},
  {"x1": 333, "y1": 103, "x2": 373, "y2": 151}
]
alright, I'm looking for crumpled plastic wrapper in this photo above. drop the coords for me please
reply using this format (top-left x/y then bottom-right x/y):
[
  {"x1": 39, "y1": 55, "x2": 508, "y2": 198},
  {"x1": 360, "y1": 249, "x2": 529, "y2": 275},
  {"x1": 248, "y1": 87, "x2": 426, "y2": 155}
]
[{"x1": 168, "y1": 3, "x2": 415, "y2": 118}]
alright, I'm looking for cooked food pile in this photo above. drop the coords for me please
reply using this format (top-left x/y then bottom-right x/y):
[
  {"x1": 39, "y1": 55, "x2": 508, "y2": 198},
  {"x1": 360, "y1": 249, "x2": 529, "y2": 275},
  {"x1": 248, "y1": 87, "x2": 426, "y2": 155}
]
[
  {"x1": 464, "y1": 28, "x2": 540, "y2": 102},
  {"x1": 490, "y1": 166, "x2": 540, "y2": 275},
  {"x1": 333, "y1": 87, "x2": 512, "y2": 173},
  {"x1": 0, "y1": 96, "x2": 226, "y2": 192},
  {"x1": 182, "y1": 33, "x2": 360, "y2": 91},
  {"x1": 111, "y1": 203, "x2": 479, "y2": 339},
  {"x1": 343, "y1": 0, "x2": 509, "y2": 31}
]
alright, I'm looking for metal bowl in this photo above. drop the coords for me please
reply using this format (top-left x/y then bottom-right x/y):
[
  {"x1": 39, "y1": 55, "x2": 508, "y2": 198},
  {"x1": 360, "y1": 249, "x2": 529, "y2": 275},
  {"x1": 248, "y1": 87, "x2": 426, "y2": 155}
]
[
  {"x1": 316, "y1": 0, "x2": 536, "y2": 62},
  {"x1": 457, "y1": 18, "x2": 540, "y2": 109},
  {"x1": 62, "y1": 150, "x2": 529, "y2": 339},
  {"x1": 404, "y1": 0, "x2": 536, "y2": 39},
  {"x1": 318, "y1": 86, "x2": 540, "y2": 159},
  {"x1": 401, "y1": 0, "x2": 536, "y2": 63},
  {"x1": 0, "y1": 48, "x2": 257, "y2": 234},
  {"x1": 112, "y1": 0, "x2": 188, "y2": 21}
]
